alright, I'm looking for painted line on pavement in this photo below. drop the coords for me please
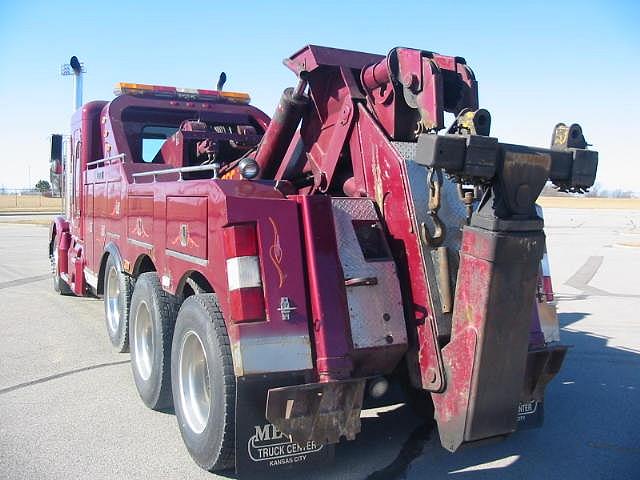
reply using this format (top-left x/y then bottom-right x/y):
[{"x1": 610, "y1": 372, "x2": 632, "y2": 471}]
[
  {"x1": 565, "y1": 256, "x2": 639, "y2": 298},
  {"x1": 0, "y1": 274, "x2": 51, "y2": 290},
  {"x1": 0, "y1": 360, "x2": 131, "y2": 396}
]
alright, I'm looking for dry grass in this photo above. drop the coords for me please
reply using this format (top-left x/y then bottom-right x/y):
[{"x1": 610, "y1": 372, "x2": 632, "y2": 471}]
[
  {"x1": 537, "y1": 197, "x2": 640, "y2": 210},
  {"x1": 616, "y1": 242, "x2": 640, "y2": 248}
]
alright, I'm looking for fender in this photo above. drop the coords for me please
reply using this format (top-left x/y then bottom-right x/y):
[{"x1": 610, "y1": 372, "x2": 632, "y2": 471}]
[
  {"x1": 70, "y1": 241, "x2": 85, "y2": 296},
  {"x1": 49, "y1": 216, "x2": 71, "y2": 278},
  {"x1": 97, "y1": 242, "x2": 126, "y2": 295},
  {"x1": 48, "y1": 215, "x2": 69, "y2": 254},
  {"x1": 175, "y1": 270, "x2": 213, "y2": 298}
]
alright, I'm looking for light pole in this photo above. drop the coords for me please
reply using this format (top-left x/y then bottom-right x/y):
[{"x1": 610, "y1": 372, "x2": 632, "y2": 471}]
[{"x1": 60, "y1": 56, "x2": 86, "y2": 111}]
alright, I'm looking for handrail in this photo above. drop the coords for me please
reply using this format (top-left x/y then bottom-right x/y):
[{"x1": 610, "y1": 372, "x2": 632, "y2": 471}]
[
  {"x1": 86, "y1": 153, "x2": 126, "y2": 168},
  {"x1": 132, "y1": 163, "x2": 217, "y2": 182}
]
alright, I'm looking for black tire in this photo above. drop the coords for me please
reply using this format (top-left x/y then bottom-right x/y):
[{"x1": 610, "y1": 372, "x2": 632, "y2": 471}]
[
  {"x1": 404, "y1": 385, "x2": 435, "y2": 420},
  {"x1": 171, "y1": 294, "x2": 235, "y2": 472},
  {"x1": 398, "y1": 363, "x2": 435, "y2": 419},
  {"x1": 103, "y1": 254, "x2": 133, "y2": 353},
  {"x1": 129, "y1": 272, "x2": 180, "y2": 410},
  {"x1": 51, "y1": 234, "x2": 73, "y2": 296}
]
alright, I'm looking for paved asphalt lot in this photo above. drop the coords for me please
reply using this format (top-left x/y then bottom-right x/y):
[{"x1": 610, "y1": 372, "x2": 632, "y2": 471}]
[{"x1": 1, "y1": 208, "x2": 639, "y2": 479}]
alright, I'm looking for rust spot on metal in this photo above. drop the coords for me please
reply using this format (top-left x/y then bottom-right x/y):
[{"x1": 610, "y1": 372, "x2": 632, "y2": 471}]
[{"x1": 371, "y1": 146, "x2": 384, "y2": 208}]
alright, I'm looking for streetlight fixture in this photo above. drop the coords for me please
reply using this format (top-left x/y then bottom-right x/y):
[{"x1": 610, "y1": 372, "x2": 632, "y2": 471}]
[{"x1": 60, "y1": 56, "x2": 86, "y2": 111}]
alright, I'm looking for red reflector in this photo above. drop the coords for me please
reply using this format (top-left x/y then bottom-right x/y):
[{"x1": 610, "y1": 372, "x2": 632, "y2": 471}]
[
  {"x1": 197, "y1": 89, "x2": 221, "y2": 99},
  {"x1": 223, "y1": 224, "x2": 258, "y2": 258},
  {"x1": 542, "y1": 276, "x2": 554, "y2": 302},
  {"x1": 229, "y1": 287, "x2": 265, "y2": 323}
]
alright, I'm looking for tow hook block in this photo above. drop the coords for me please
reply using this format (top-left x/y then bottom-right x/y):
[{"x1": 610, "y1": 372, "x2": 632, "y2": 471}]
[{"x1": 266, "y1": 379, "x2": 366, "y2": 445}]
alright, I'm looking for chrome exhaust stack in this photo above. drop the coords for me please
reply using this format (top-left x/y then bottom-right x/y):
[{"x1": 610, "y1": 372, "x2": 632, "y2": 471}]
[{"x1": 61, "y1": 55, "x2": 85, "y2": 111}]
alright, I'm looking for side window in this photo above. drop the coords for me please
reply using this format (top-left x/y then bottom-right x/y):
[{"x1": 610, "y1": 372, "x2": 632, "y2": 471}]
[
  {"x1": 75, "y1": 140, "x2": 81, "y2": 164},
  {"x1": 140, "y1": 125, "x2": 179, "y2": 163}
]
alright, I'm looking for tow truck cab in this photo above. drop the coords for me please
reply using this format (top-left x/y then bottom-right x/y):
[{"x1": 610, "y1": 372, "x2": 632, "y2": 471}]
[{"x1": 52, "y1": 85, "x2": 270, "y2": 292}]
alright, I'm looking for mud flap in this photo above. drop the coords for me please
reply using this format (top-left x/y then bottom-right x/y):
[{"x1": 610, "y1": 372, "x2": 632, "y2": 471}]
[
  {"x1": 266, "y1": 378, "x2": 366, "y2": 445},
  {"x1": 517, "y1": 400, "x2": 544, "y2": 429},
  {"x1": 235, "y1": 375, "x2": 334, "y2": 477},
  {"x1": 518, "y1": 344, "x2": 568, "y2": 430}
]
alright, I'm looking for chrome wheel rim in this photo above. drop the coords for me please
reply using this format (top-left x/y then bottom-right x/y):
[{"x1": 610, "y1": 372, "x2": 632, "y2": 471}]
[
  {"x1": 133, "y1": 300, "x2": 154, "y2": 381},
  {"x1": 52, "y1": 248, "x2": 58, "y2": 276},
  {"x1": 179, "y1": 330, "x2": 211, "y2": 434},
  {"x1": 106, "y1": 265, "x2": 120, "y2": 333}
]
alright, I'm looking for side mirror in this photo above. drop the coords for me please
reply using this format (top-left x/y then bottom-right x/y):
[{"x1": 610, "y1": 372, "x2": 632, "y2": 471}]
[
  {"x1": 51, "y1": 159, "x2": 63, "y2": 175},
  {"x1": 50, "y1": 134, "x2": 64, "y2": 197},
  {"x1": 50, "y1": 134, "x2": 63, "y2": 164}
]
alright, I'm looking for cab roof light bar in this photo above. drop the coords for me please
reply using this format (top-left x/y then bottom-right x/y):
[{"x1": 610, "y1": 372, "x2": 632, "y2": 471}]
[{"x1": 114, "y1": 82, "x2": 251, "y2": 104}]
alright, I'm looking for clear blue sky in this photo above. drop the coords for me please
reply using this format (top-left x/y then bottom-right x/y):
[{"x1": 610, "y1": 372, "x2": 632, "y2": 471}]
[{"x1": 0, "y1": 0, "x2": 638, "y2": 191}]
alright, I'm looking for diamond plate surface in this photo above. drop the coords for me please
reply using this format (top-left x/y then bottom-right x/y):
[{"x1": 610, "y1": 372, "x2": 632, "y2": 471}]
[
  {"x1": 332, "y1": 198, "x2": 378, "y2": 279},
  {"x1": 331, "y1": 198, "x2": 407, "y2": 350}
]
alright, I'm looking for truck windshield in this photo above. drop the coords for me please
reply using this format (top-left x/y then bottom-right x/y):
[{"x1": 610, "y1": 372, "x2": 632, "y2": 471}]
[{"x1": 141, "y1": 125, "x2": 179, "y2": 163}]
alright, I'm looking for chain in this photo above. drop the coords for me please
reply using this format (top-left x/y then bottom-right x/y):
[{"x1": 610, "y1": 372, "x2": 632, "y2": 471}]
[
  {"x1": 457, "y1": 184, "x2": 475, "y2": 225},
  {"x1": 421, "y1": 168, "x2": 446, "y2": 247}
]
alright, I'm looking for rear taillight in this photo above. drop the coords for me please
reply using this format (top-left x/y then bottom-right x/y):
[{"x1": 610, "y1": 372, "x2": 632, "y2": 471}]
[
  {"x1": 540, "y1": 251, "x2": 554, "y2": 302},
  {"x1": 535, "y1": 205, "x2": 554, "y2": 303},
  {"x1": 223, "y1": 224, "x2": 265, "y2": 322}
]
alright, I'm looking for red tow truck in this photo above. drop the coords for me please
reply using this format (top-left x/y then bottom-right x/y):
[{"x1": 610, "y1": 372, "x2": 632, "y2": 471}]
[{"x1": 48, "y1": 45, "x2": 597, "y2": 475}]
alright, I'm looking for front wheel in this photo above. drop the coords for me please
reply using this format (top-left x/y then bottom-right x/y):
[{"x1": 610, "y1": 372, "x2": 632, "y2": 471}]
[
  {"x1": 103, "y1": 254, "x2": 132, "y2": 353},
  {"x1": 51, "y1": 234, "x2": 73, "y2": 296},
  {"x1": 171, "y1": 294, "x2": 236, "y2": 472}
]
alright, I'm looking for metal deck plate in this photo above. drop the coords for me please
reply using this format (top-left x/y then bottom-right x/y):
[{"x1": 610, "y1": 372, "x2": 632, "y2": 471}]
[{"x1": 331, "y1": 198, "x2": 407, "y2": 350}]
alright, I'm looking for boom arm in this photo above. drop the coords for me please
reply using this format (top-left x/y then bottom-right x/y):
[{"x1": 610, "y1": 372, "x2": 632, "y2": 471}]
[{"x1": 259, "y1": 45, "x2": 597, "y2": 450}]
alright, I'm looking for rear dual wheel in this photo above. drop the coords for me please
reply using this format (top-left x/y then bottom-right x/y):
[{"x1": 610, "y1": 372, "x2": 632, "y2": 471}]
[
  {"x1": 129, "y1": 272, "x2": 180, "y2": 410},
  {"x1": 171, "y1": 294, "x2": 236, "y2": 472},
  {"x1": 124, "y1": 278, "x2": 237, "y2": 471}
]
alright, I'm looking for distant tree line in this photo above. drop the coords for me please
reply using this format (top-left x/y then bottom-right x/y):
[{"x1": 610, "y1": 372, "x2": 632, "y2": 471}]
[
  {"x1": 541, "y1": 182, "x2": 638, "y2": 198},
  {"x1": 0, "y1": 180, "x2": 54, "y2": 196}
]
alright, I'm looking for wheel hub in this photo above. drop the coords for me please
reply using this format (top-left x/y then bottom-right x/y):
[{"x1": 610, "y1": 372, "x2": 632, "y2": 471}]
[
  {"x1": 179, "y1": 330, "x2": 211, "y2": 434},
  {"x1": 106, "y1": 265, "x2": 121, "y2": 333},
  {"x1": 133, "y1": 300, "x2": 154, "y2": 381},
  {"x1": 51, "y1": 248, "x2": 58, "y2": 276}
]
